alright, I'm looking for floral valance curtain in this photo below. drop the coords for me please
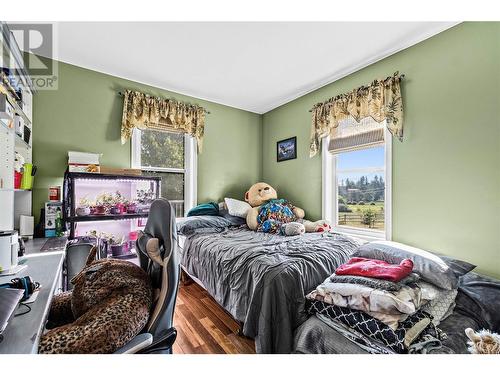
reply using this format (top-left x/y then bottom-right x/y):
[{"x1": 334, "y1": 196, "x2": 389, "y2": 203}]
[
  {"x1": 121, "y1": 90, "x2": 207, "y2": 152},
  {"x1": 309, "y1": 72, "x2": 404, "y2": 157}
]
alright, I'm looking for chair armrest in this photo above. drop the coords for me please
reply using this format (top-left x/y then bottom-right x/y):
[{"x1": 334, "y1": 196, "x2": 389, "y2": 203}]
[
  {"x1": 114, "y1": 333, "x2": 153, "y2": 354},
  {"x1": 138, "y1": 327, "x2": 177, "y2": 354}
]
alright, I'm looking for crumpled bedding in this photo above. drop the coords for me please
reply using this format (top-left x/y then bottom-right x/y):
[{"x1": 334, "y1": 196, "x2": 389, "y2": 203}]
[{"x1": 180, "y1": 227, "x2": 360, "y2": 353}]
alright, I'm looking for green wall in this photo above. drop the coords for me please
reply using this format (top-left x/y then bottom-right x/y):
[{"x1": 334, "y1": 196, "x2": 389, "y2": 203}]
[
  {"x1": 32, "y1": 60, "x2": 262, "y2": 222},
  {"x1": 262, "y1": 22, "x2": 500, "y2": 278}
]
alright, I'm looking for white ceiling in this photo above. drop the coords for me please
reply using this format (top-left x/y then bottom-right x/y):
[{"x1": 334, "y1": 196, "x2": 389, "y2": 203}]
[{"x1": 35, "y1": 22, "x2": 457, "y2": 113}]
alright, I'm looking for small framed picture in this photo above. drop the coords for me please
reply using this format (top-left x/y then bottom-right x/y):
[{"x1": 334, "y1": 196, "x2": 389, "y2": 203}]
[{"x1": 277, "y1": 136, "x2": 297, "y2": 162}]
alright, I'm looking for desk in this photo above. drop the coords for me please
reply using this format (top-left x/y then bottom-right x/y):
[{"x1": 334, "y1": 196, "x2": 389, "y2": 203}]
[{"x1": 0, "y1": 238, "x2": 65, "y2": 354}]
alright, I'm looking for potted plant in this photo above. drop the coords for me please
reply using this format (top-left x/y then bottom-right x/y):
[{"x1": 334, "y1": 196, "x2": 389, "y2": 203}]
[
  {"x1": 87, "y1": 230, "x2": 110, "y2": 257},
  {"x1": 126, "y1": 200, "x2": 138, "y2": 214},
  {"x1": 136, "y1": 189, "x2": 155, "y2": 213},
  {"x1": 95, "y1": 192, "x2": 114, "y2": 215},
  {"x1": 109, "y1": 234, "x2": 126, "y2": 257},
  {"x1": 118, "y1": 198, "x2": 128, "y2": 214},
  {"x1": 76, "y1": 196, "x2": 92, "y2": 216},
  {"x1": 109, "y1": 191, "x2": 126, "y2": 214}
]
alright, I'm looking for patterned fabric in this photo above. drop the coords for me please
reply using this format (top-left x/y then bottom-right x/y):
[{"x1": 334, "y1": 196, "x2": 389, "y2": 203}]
[
  {"x1": 39, "y1": 250, "x2": 152, "y2": 354},
  {"x1": 257, "y1": 199, "x2": 297, "y2": 234},
  {"x1": 121, "y1": 90, "x2": 206, "y2": 151},
  {"x1": 309, "y1": 72, "x2": 404, "y2": 157},
  {"x1": 422, "y1": 288, "x2": 458, "y2": 325},
  {"x1": 315, "y1": 313, "x2": 394, "y2": 354},
  {"x1": 307, "y1": 299, "x2": 433, "y2": 353},
  {"x1": 315, "y1": 312, "x2": 448, "y2": 354},
  {"x1": 329, "y1": 272, "x2": 420, "y2": 292}
]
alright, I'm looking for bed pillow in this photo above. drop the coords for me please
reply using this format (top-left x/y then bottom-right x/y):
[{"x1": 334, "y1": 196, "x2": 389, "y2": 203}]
[
  {"x1": 186, "y1": 202, "x2": 219, "y2": 217},
  {"x1": 177, "y1": 215, "x2": 235, "y2": 236},
  {"x1": 219, "y1": 209, "x2": 247, "y2": 226},
  {"x1": 353, "y1": 241, "x2": 459, "y2": 290},
  {"x1": 224, "y1": 197, "x2": 251, "y2": 218},
  {"x1": 440, "y1": 255, "x2": 476, "y2": 278}
]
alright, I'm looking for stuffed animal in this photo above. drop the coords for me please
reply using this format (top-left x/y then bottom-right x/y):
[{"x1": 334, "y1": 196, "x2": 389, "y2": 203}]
[
  {"x1": 244, "y1": 182, "x2": 330, "y2": 236},
  {"x1": 465, "y1": 328, "x2": 500, "y2": 354},
  {"x1": 38, "y1": 247, "x2": 152, "y2": 354}
]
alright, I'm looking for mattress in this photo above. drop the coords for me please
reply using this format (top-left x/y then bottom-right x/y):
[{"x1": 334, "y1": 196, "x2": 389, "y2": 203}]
[{"x1": 179, "y1": 227, "x2": 360, "y2": 353}]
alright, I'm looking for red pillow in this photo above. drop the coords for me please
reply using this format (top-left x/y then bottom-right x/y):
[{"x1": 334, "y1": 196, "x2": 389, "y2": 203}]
[{"x1": 336, "y1": 257, "x2": 414, "y2": 282}]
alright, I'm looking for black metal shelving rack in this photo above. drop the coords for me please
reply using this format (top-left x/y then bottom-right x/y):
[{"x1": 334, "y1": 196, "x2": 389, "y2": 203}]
[{"x1": 63, "y1": 171, "x2": 161, "y2": 239}]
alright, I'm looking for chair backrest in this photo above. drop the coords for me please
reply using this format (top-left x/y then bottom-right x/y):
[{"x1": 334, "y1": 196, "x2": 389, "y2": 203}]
[
  {"x1": 136, "y1": 199, "x2": 180, "y2": 342},
  {"x1": 65, "y1": 242, "x2": 94, "y2": 290}
]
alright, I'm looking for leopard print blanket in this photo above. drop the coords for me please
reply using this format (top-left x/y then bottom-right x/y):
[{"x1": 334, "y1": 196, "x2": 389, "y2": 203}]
[{"x1": 39, "y1": 248, "x2": 152, "y2": 354}]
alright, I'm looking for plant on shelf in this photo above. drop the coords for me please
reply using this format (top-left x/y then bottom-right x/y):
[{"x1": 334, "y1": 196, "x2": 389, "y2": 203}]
[
  {"x1": 87, "y1": 230, "x2": 110, "y2": 255},
  {"x1": 76, "y1": 196, "x2": 93, "y2": 216},
  {"x1": 94, "y1": 190, "x2": 127, "y2": 215},
  {"x1": 113, "y1": 191, "x2": 127, "y2": 214},
  {"x1": 95, "y1": 191, "x2": 115, "y2": 205},
  {"x1": 94, "y1": 192, "x2": 112, "y2": 214},
  {"x1": 109, "y1": 191, "x2": 126, "y2": 215},
  {"x1": 136, "y1": 188, "x2": 155, "y2": 213},
  {"x1": 108, "y1": 234, "x2": 125, "y2": 245},
  {"x1": 126, "y1": 200, "x2": 137, "y2": 214},
  {"x1": 87, "y1": 231, "x2": 128, "y2": 257},
  {"x1": 108, "y1": 234, "x2": 126, "y2": 257},
  {"x1": 136, "y1": 189, "x2": 155, "y2": 203}
]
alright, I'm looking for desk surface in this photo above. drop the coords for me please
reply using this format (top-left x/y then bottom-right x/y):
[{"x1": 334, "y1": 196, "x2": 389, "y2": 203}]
[{"x1": 0, "y1": 238, "x2": 65, "y2": 354}]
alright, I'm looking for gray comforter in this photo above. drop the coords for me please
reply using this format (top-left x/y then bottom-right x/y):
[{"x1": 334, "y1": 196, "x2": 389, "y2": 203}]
[
  {"x1": 293, "y1": 272, "x2": 500, "y2": 354},
  {"x1": 180, "y1": 227, "x2": 360, "y2": 353}
]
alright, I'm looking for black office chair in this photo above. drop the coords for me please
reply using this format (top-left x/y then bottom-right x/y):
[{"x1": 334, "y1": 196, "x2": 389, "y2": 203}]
[
  {"x1": 115, "y1": 198, "x2": 180, "y2": 354},
  {"x1": 65, "y1": 240, "x2": 94, "y2": 291}
]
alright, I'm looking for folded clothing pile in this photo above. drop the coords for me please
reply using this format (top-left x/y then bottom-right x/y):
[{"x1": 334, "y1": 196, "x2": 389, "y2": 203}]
[{"x1": 306, "y1": 241, "x2": 471, "y2": 354}]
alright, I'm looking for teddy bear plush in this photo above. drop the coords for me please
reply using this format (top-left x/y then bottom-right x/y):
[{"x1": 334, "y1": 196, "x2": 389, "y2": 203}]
[
  {"x1": 38, "y1": 247, "x2": 152, "y2": 354},
  {"x1": 244, "y1": 182, "x2": 330, "y2": 236},
  {"x1": 465, "y1": 328, "x2": 500, "y2": 354}
]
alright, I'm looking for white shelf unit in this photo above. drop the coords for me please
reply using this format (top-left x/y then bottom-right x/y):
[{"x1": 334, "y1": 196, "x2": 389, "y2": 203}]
[{"x1": 0, "y1": 22, "x2": 34, "y2": 232}]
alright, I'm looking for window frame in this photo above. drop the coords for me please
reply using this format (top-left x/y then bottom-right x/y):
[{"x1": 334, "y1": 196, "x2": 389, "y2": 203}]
[
  {"x1": 131, "y1": 128, "x2": 197, "y2": 216},
  {"x1": 322, "y1": 127, "x2": 392, "y2": 241}
]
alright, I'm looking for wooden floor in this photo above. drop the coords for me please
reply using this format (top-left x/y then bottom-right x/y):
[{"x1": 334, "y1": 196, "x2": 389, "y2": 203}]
[{"x1": 172, "y1": 281, "x2": 256, "y2": 354}]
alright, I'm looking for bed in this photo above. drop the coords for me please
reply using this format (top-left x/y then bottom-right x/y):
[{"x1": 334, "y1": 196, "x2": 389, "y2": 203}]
[
  {"x1": 176, "y1": 217, "x2": 361, "y2": 354},
  {"x1": 293, "y1": 269, "x2": 500, "y2": 354}
]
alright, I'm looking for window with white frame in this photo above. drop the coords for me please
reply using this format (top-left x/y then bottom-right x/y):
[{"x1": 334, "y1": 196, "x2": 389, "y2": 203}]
[
  {"x1": 131, "y1": 129, "x2": 197, "y2": 217},
  {"x1": 322, "y1": 117, "x2": 391, "y2": 240}
]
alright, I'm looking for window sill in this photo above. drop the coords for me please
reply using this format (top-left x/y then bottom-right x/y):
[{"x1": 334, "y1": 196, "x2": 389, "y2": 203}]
[{"x1": 331, "y1": 226, "x2": 386, "y2": 243}]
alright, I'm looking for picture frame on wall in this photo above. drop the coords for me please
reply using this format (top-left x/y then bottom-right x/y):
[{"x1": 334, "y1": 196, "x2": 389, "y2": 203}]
[{"x1": 277, "y1": 136, "x2": 297, "y2": 162}]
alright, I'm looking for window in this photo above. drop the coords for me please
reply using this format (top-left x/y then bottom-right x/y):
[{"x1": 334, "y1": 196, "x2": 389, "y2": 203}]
[
  {"x1": 131, "y1": 129, "x2": 197, "y2": 217},
  {"x1": 323, "y1": 120, "x2": 391, "y2": 241}
]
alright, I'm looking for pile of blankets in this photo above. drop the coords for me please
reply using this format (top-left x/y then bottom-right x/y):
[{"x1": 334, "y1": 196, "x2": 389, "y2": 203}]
[{"x1": 306, "y1": 256, "x2": 458, "y2": 354}]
